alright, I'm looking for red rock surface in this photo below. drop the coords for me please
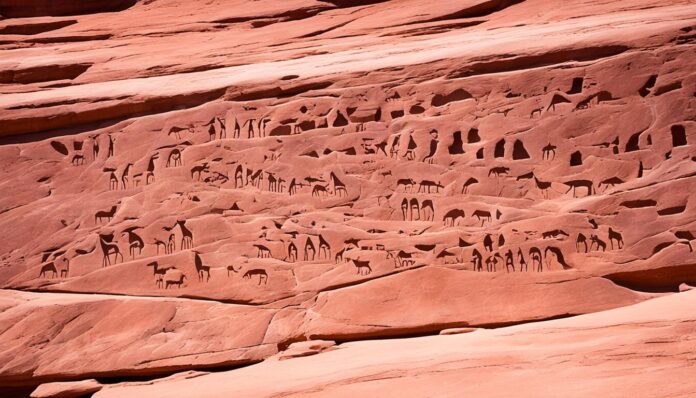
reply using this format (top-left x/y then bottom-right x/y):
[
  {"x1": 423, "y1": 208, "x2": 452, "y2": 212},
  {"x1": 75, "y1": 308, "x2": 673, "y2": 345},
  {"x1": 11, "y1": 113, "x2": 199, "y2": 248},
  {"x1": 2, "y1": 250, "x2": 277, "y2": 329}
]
[
  {"x1": 92, "y1": 290, "x2": 696, "y2": 398},
  {"x1": 0, "y1": 0, "x2": 695, "y2": 396}
]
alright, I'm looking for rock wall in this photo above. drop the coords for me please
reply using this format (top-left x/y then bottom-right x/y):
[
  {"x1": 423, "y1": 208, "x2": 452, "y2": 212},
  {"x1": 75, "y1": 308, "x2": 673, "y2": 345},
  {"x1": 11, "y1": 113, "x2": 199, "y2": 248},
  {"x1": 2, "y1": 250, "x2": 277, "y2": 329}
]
[{"x1": 0, "y1": 0, "x2": 695, "y2": 395}]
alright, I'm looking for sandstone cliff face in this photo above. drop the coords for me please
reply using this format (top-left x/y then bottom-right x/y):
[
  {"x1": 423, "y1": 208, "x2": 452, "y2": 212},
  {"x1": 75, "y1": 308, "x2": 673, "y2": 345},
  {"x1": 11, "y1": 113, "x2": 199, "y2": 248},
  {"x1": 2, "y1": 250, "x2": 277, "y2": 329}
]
[{"x1": 0, "y1": 0, "x2": 695, "y2": 396}]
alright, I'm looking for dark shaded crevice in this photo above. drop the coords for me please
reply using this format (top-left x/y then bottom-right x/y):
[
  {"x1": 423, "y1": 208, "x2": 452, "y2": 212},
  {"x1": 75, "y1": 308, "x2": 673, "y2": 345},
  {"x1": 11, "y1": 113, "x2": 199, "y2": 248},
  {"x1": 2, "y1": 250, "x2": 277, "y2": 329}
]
[
  {"x1": 214, "y1": 6, "x2": 331, "y2": 25},
  {"x1": 320, "y1": 0, "x2": 390, "y2": 7},
  {"x1": 413, "y1": 0, "x2": 525, "y2": 24},
  {"x1": 225, "y1": 80, "x2": 334, "y2": 102},
  {"x1": 0, "y1": 20, "x2": 77, "y2": 35},
  {"x1": 0, "y1": 287, "x2": 291, "y2": 307},
  {"x1": 382, "y1": 20, "x2": 485, "y2": 38},
  {"x1": 603, "y1": 264, "x2": 696, "y2": 293},
  {"x1": 0, "y1": 385, "x2": 37, "y2": 398},
  {"x1": 0, "y1": 0, "x2": 137, "y2": 18},
  {"x1": 0, "y1": 88, "x2": 227, "y2": 141},
  {"x1": 25, "y1": 34, "x2": 113, "y2": 44},
  {"x1": 0, "y1": 359, "x2": 263, "y2": 396},
  {"x1": 0, "y1": 63, "x2": 92, "y2": 84},
  {"x1": 311, "y1": 313, "x2": 578, "y2": 343},
  {"x1": 299, "y1": 20, "x2": 354, "y2": 38},
  {"x1": 447, "y1": 45, "x2": 630, "y2": 79}
]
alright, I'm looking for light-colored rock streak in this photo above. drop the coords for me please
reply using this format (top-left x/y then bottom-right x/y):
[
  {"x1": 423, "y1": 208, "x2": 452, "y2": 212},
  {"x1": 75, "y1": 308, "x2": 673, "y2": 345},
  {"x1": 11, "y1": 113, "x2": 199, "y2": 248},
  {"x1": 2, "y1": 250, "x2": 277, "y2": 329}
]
[{"x1": 1, "y1": 4, "x2": 694, "y2": 110}]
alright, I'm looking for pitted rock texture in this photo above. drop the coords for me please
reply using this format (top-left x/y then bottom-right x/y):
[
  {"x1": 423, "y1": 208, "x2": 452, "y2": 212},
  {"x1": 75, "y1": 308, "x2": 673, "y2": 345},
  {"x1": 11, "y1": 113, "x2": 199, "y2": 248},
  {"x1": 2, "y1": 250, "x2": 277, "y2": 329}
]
[{"x1": 1, "y1": 0, "x2": 695, "y2": 396}]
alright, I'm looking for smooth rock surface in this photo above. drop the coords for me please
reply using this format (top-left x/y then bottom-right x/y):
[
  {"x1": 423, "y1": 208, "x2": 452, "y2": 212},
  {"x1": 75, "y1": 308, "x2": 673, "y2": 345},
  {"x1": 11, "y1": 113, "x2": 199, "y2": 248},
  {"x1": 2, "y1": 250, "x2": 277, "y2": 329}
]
[
  {"x1": 93, "y1": 290, "x2": 696, "y2": 398},
  {"x1": 0, "y1": 0, "x2": 695, "y2": 395}
]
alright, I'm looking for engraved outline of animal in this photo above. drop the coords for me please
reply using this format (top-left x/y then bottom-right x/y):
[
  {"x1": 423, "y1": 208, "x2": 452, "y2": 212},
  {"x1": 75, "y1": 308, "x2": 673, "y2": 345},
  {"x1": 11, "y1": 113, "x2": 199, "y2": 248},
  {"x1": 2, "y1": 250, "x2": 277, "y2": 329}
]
[
  {"x1": 243, "y1": 269, "x2": 268, "y2": 285},
  {"x1": 564, "y1": 179, "x2": 593, "y2": 198},
  {"x1": 59, "y1": 257, "x2": 70, "y2": 278},
  {"x1": 191, "y1": 162, "x2": 210, "y2": 181},
  {"x1": 243, "y1": 118, "x2": 257, "y2": 138},
  {"x1": 608, "y1": 227, "x2": 624, "y2": 249},
  {"x1": 217, "y1": 117, "x2": 227, "y2": 139},
  {"x1": 171, "y1": 220, "x2": 193, "y2": 250},
  {"x1": 485, "y1": 254, "x2": 500, "y2": 272},
  {"x1": 422, "y1": 130, "x2": 439, "y2": 164},
  {"x1": 410, "y1": 198, "x2": 420, "y2": 221},
  {"x1": 529, "y1": 247, "x2": 542, "y2": 272},
  {"x1": 471, "y1": 248, "x2": 483, "y2": 271},
  {"x1": 471, "y1": 210, "x2": 492, "y2": 227},
  {"x1": 504, "y1": 249, "x2": 515, "y2": 273},
  {"x1": 488, "y1": 166, "x2": 510, "y2": 177},
  {"x1": 234, "y1": 164, "x2": 244, "y2": 188},
  {"x1": 120, "y1": 163, "x2": 133, "y2": 190},
  {"x1": 590, "y1": 234, "x2": 606, "y2": 252},
  {"x1": 121, "y1": 226, "x2": 145, "y2": 259},
  {"x1": 375, "y1": 137, "x2": 389, "y2": 156},
  {"x1": 542, "y1": 143, "x2": 557, "y2": 160},
  {"x1": 288, "y1": 178, "x2": 307, "y2": 196},
  {"x1": 39, "y1": 261, "x2": 58, "y2": 278},
  {"x1": 517, "y1": 248, "x2": 528, "y2": 272},
  {"x1": 147, "y1": 261, "x2": 175, "y2": 288},
  {"x1": 418, "y1": 180, "x2": 444, "y2": 193},
  {"x1": 304, "y1": 237, "x2": 316, "y2": 261},
  {"x1": 250, "y1": 169, "x2": 264, "y2": 188},
  {"x1": 330, "y1": 172, "x2": 348, "y2": 197},
  {"x1": 576, "y1": 233, "x2": 588, "y2": 253},
  {"x1": 166, "y1": 125, "x2": 191, "y2": 139},
  {"x1": 193, "y1": 251, "x2": 211, "y2": 282},
  {"x1": 312, "y1": 184, "x2": 329, "y2": 198},
  {"x1": 396, "y1": 250, "x2": 415, "y2": 268},
  {"x1": 389, "y1": 134, "x2": 401, "y2": 158},
  {"x1": 396, "y1": 178, "x2": 416, "y2": 192},
  {"x1": 483, "y1": 234, "x2": 494, "y2": 252},
  {"x1": 95, "y1": 205, "x2": 117, "y2": 224},
  {"x1": 353, "y1": 259, "x2": 372, "y2": 275},
  {"x1": 403, "y1": 134, "x2": 417, "y2": 160},
  {"x1": 108, "y1": 170, "x2": 118, "y2": 190},
  {"x1": 542, "y1": 229, "x2": 569, "y2": 239},
  {"x1": 99, "y1": 234, "x2": 123, "y2": 267},
  {"x1": 443, "y1": 209, "x2": 465, "y2": 227},
  {"x1": 318, "y1": 235, "x2": 331, "y2": 260},
  {"x1": 153, "y1": 238, "x2": 168, "y2": 254},
  {"x1": 287, "y1": 241, "x2": 298, "y2": 263},
  {"x1": 598, "y1": 176, "x2": 624, "y2": 191},
  {"x1": 164, "y1": 269, "x2": 187, "y2": 289},
  {"x1": 267, "y1": 172, "x2": 278, "y2": 192},
  {"x1": 166, "y1": 148, "x2": 183, "y2": 168},
  {"x1": 71, "y1": 153, "x2": 85, "y2": 166},
  {"x1": 203, "y1": 117, "x2": 218, "y2": 141},
  {"x1": 534, "y1": 176, "x2": 552, "y2": 199},
  {"x1": 544, "y1": 246, "x2": 572, "y2": 270},
  {"x1": 166, "y1": 233, "x2": 176, "y2": 253},
  {"x1": 146, "y1": 152, "x2": 159, "y2": 184},
  {"x1": 421, "y1": 199, "x2": 435, "y2": 221},
  {"x1": 90, "y1": 134, "x2": 100, "y2": 159},
  {"x1": 461, "y1": 177, "x2": 479, "y2": 194},
  {"x1": 254, "y1": 244, "x2": 272, "y2": 258},
  {"x1": 227, "y1": 265, "x2": 240, "y2": 277},
  {"x1": 335, "y1": 246, "x2": 347, "y2": 263}
]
